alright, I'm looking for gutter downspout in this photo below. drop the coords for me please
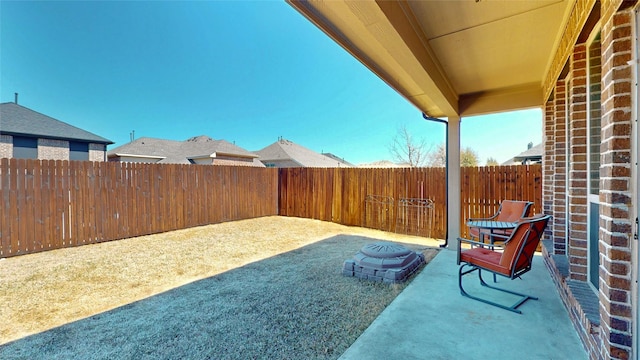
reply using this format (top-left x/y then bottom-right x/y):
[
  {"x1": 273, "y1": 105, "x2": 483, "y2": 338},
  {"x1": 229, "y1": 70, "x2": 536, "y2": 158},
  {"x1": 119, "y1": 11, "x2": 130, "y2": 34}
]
[{"x1": 422, "y1": 113, "x2": 449, "y2": 248}]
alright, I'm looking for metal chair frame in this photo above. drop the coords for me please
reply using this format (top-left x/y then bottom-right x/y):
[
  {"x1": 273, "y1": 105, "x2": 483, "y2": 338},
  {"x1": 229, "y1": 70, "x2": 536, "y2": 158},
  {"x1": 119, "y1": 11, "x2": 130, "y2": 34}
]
[{"x1": 457, "y1": 215, "x2": 551, "y2": 314}]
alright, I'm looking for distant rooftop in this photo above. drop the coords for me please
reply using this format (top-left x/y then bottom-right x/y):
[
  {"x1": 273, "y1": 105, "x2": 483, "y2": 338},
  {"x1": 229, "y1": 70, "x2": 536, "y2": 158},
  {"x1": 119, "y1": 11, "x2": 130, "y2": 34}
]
[
  {"x1": 502, "y1": 143, "x2": 542, "y2": 165},
  {"x1": 0, "y1": 102, "x2": 113, "y2": 144},
  {"x1": 254, "y1": 138, "x2": 351, "y2": 168},
  {"x1": 108, "y1": 135, "x2": 261, "y2": 165}
]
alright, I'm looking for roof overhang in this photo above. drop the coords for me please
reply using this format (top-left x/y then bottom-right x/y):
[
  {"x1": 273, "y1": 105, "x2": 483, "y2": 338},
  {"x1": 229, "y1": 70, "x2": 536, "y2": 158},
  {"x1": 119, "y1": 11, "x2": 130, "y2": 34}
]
[
  {"x1": 287, "y1": 0, "x2": 580, "y2": 118},
  {"x1": 1, "y1": 131, "x2": 114, "y2": 145},
  {"x1": 108, "y1": 153, "x2": 166, "y2": 160},
  {"x1": 189, "y1": 152, "x2": 259, "y2": 160}
]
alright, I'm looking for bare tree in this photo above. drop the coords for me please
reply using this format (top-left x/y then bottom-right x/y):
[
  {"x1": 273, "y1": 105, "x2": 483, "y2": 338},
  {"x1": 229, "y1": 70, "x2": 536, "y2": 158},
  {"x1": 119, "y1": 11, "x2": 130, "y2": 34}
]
[
  {"x1": 428, "y1": 143, "x2": 446, "y2": 167},
  {"x1": 388, "y1": 125, "x2": 431, "y2": 167},
  {"x1": 486, "y1": 157, "x2": 499, "y2": 166},
  {"x1": 427, "y1": 143, "x2": 479, "y2": 167},
  {"x1": 461, "y1": 147, "x2": 479, "y2": 167}
]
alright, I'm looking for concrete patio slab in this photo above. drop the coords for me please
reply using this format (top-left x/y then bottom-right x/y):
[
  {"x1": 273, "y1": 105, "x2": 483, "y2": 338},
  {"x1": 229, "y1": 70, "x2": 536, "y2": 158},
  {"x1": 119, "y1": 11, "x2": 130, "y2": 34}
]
[{"x1": 339, "y1": 248, "x2": 587, "y2": 360}]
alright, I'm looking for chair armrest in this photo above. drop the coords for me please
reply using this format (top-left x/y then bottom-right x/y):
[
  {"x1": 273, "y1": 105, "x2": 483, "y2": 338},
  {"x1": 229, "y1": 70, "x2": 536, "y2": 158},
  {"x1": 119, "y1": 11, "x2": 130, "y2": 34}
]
[{"x1": 458, "y1": 237, "x2": 489, "y2": 247}]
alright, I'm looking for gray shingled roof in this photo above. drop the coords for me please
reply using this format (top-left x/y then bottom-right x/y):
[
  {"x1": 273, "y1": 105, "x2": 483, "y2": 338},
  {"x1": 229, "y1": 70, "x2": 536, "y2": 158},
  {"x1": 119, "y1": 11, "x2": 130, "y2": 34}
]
[
  {"x1": 0, "y1": 102, "x2": 113, "y2": 144},
  {"x1": 254, "y1": 139, "x2": 351, "y2": 167},
  {"x1": 108, "y1": 135, "x2": 261, "y2": 165},
  {"x1": 502, "y1": 143, "x2": 543, "y2": 165}
]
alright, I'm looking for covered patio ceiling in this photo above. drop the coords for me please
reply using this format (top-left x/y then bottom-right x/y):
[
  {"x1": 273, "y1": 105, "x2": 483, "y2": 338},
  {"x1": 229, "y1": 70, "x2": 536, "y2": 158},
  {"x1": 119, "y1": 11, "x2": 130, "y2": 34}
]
[{"x1": 287, "y1": 0, "x2": 578, "y2": 118}]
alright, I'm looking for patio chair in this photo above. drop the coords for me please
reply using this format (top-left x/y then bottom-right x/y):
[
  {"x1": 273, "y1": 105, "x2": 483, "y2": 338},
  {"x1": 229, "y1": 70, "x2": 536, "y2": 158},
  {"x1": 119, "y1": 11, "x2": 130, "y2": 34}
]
[
  {"x1": 468, "y1": 200, "x2": 533, "y2": 241},
  {"x1": 456, "y1": 214, "x2": 551, "y2": 314}
]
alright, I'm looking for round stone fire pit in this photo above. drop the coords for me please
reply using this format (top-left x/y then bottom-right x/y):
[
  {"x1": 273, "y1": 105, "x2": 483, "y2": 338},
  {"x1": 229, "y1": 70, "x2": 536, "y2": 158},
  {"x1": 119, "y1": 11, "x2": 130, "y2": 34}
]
[{"x1": 342, "y1": 241, "x2": 425, "y2": 284}]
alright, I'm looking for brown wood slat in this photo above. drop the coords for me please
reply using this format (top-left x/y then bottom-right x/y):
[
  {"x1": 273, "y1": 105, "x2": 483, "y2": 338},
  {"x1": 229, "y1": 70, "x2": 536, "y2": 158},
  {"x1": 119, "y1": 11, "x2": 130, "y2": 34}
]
[
  {"x1": 0, "y1": 159, "x2": 8, "y2": 256},
  {"x1": 39, "y1": 160, "x2": 52, "y2": 250},
  {"x1": 55, "y1": 161, "x2": 66, "y2": 246},
  {"x1": 141, "y1": 162, "x2": 151, "y2": 235},
  {"x1": 8, "y1": 159, "x2": 19, "y2": 255},
  {"x1": 16, "y1": 159, "x2": 29, "y2": 254},
  {"x1": 70, "y1": 161, "x2": 81, "y2": 246},
  {"x1": 99, "y1": 161, "x2": 108, "y2": 240},
  {"x1": 129, "y1": 163, "x2": 139, "y2": 237},
  {"x1": 32, "y1": 160, "x2": 43, "y2": 252},
  {"x1": 86, "y1": 161, "x2": 97, "y2": 243}
]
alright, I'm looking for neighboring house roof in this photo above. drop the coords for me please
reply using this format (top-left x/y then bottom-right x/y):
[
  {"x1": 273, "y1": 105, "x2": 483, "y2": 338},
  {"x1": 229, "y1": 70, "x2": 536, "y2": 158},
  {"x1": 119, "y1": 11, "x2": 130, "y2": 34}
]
[
  {"x1": 0, "y1": 102, "x2": 113, "y2": 144},
  {"x1": 357, "y1": 160, "x2": 410, "y2": 168},
  {"x1": 502, "y1": 143, "x2": 543, "y2": 165},
  {"x1": 107, "y1": 135, "x2": 262, "y2": 166},
  {"x1": 254, "y1": 138, "x2": 351, "y2": 168},
  {"x1": 322, "y1": 152, "x2": 353, "y2": 167}
]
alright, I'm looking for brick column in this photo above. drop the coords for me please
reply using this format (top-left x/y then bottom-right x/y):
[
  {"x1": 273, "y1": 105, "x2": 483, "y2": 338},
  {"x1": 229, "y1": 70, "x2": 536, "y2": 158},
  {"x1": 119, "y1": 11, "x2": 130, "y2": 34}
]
[
  {"x1": 568, "y1": 42, "x2": 589, "y2": 281},
  {"x1": 543, "y1": 98, "x2": 554, "y2": 242},
  {"x1": 0, "y1": 134, "x2": 12, "y2": 158},
  {"x1": 598, "y1": 5, "x2": 634, "y2": 359},
  {"x1": 554, "y1": 80, "x2": 568, "y2": 254}
]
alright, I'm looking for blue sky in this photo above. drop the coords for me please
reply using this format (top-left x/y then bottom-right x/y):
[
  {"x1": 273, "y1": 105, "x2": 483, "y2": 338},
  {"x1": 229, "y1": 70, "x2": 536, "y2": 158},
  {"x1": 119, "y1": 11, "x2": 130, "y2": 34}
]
[{"x1": 0, "y1": 1, "x2": 542, "y2": 165}]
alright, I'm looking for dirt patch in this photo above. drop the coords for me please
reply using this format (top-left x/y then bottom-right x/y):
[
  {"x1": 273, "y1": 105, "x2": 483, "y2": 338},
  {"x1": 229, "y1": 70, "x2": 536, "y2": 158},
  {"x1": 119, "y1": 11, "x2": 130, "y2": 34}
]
[{"x1": 1, "y1": 216, "x2": 440, "y2": 358}]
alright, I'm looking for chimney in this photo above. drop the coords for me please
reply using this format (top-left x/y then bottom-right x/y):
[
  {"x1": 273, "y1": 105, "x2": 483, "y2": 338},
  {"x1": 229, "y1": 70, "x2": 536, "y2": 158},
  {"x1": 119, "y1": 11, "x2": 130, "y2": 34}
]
[
  {"x1": 527, "y1": 142, "x2": 533, "y2": 150},
  {"x1": 14, "y1": 93, "x2": 18, "y2": 104}
]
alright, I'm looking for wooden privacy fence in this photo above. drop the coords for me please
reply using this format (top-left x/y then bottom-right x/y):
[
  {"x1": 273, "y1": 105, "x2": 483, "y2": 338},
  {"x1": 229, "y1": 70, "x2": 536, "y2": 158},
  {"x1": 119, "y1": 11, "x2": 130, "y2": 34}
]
[
  {"x1": 460, "y1": 165, "x2": 542, "y2": 238},
  {"x1": 1, "y1": 160, "x2": 540, "y2": 258},
  {"x1": 278, "y1": 165, "x2": 542, "y2": 240},
  {"x1": 278, "y1": 167, "x2": 448, "y2": 239},
  {"x1": 0, "y1": 159, "x2": 278, "y2": 258}
]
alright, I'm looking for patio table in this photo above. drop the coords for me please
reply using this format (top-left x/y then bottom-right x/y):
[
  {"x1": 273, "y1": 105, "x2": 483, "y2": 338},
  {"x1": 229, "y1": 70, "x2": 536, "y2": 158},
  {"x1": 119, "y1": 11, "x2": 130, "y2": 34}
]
[{"x1": 466, "y1": 220, "x2": 517, "y2": 236}]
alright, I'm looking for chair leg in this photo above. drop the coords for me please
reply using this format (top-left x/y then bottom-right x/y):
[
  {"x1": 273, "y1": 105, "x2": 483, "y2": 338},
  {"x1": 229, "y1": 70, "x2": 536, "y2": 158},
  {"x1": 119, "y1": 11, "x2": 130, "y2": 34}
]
[{"x1": 458, "y1": 265, "x2": 538, "y2": 314}]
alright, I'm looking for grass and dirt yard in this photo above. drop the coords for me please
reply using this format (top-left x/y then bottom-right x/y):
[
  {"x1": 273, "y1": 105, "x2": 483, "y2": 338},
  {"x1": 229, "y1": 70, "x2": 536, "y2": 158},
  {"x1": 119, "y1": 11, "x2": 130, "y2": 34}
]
[{"x1": 1, "y1": 216, "x2": 439, "y2": 359}]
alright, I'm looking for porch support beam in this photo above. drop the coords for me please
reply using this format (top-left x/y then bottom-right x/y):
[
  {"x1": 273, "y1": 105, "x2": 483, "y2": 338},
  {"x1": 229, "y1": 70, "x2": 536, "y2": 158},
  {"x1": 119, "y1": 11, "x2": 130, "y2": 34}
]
[
  {"x1": 447, "y1": 116, "x2": 461, "y2": 245},
  {"x1": 459, "y1": 83, "x2": 543, "y2": 116}
]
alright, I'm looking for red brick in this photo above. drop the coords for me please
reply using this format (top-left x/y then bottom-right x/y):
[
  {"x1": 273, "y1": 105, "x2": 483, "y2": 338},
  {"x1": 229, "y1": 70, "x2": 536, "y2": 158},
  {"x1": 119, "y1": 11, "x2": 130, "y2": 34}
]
[
  {"x1": 603, "y1": 259, "x2": 629, "y2": 276},
  {"x1": 609, "y1": 346, "x2": 629, "y2": 360},
  {"x1": 610, "y1": 289, "x2": 629, "y2": 303},
  {"x1": 613, "y1": 11, "x2": 632, "y2": 26},
  {"x1": 612, "y1": 94, "x2": 631, "y2": 108},
  {"x1": 609, "y1": 234, "x2": 630, "y2": 247},
  {"x1": 609, "y1": 302, "x2": 632, "y2": 317},
  {"x1": 613, "y1": 38, "x2": 632, "y2": 53}
]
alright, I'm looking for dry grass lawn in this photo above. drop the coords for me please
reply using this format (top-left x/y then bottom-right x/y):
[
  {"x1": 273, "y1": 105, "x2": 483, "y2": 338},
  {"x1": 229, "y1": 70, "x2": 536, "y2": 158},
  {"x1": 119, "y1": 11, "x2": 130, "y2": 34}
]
[{"x1": 1, "y1": 216, "x2": 440, "y2": 359}]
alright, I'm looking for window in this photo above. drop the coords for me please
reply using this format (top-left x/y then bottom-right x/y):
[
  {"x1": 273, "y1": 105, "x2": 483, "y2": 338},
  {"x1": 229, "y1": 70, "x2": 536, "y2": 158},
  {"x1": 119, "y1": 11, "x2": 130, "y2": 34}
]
[
  {"x1": 13, "y1": 136, "x2": 37, "y2": 159},
  {"x1": 69, "y1": 141, "x2": 89, "y2": 161},
  {"x1": 587, "y1": 31, "x2": 601, "y2": 290},
  {"x1": 589, "y1": 33, "x2": 602, "y2": 196}
]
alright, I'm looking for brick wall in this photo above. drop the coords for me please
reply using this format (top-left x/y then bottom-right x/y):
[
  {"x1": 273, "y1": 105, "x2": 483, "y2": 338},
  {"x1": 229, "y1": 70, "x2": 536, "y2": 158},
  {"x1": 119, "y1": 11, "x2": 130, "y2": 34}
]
[
  {"x1": 0, "y1": 134, "x2": 12, "y2": 158},
  {"x1": 568, "y1": 42, "x2": 589, "y2": 281},
  {"x1": 38, "y1": 138, "x2": 69, "y2": 160},
  {"x1": 541, "y1": 2, "x2": 640, "y2": 358},
  {"x1": 0, "y1": 138, "x2": 107, "y2": 161},
  {"x1": 598, "y1": 3, "x2": 634, "y2": 359}
]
